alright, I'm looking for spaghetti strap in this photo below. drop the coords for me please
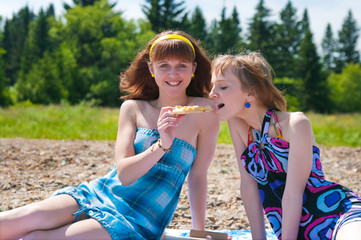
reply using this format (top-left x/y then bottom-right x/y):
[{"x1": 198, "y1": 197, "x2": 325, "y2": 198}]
[
  {"x1": 272, "y1": 110, "x2": 283, "y2": 139},
  {"x1": 247, "y1": 108, "x2": 273, "y2": 146}
]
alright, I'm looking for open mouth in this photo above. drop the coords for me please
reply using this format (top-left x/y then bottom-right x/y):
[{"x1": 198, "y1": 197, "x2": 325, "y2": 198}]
[
  {"x1": 167, "y1": 81, "x2": 181, "y2": 86},
  {"x1": 217, "y1": 103, "x2": 225, "y2": 111}
]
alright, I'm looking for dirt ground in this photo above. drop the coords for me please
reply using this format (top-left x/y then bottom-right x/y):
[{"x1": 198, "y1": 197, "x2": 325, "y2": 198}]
[{"x1": 1, "y1": 138, "x2": 361, "y2": 231}]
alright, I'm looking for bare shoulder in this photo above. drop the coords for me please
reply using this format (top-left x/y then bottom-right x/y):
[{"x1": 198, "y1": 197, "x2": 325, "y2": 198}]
[
  {"x1": 119, "y1": 99, "x2": 146, "y2": 122},
  {"x1": 288, "y1": 111, "x2": 311, "y2": 130},
  {"x1": 187, "y1": 96, "x2": 214, "y2": 106},
  {"x1": 186, "y1": 97, "x2": 219, "y2": 129},
  {"x1": 120, "y1": 99, "x2": 147, "y2": 113},
  {"x1": 280, "y1": 111, "x2": 315, "y2": 144},
  {"x1": 188, "y1": 97, "x2": 217, "y2": 119},
  {"x1": 120, "y1": 99, "x2": 137, "y2": 110},
  {"x1": 277, "y1": 111, "x2": 310, "y2": 127}
]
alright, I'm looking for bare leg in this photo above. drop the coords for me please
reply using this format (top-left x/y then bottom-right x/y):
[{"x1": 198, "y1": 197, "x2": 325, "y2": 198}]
[
  {"x1": 335, "y1": 221, "x2": 361, "y2": 240},
  {"x1": 0, "y1": 194, "x2": 79, "y2": 240},
  {"x1": 23, "y1": 218, "x2": 111, "y2": 240}
]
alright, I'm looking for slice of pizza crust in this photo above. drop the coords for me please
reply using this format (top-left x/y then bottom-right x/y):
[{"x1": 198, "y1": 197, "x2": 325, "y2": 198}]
[{"x1": 171, "y1": 105, "x2": 213, "y2": 115}]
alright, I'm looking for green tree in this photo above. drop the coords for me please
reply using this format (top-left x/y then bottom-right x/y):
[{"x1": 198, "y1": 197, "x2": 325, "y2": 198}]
[
  {"x1": 142, "y1": 0, "x2": 187, "y2": 32},
  {"x1": 321, "y1": 23, "x2": 336, "y2": 73},
  {"x1": 47, "y1": 0, "x2": 153, "y2": 106},
  {"x1": 187, "y1": 6, "x2": 208, "y2": 44},
  {"x1": 0, "y1": 48, "x2": 12, "y2": 106},
  {"x1": 19, "y1": 7, "x2": 54, "y2": 75},
  {"x1": 272, "y1": 1, "x2": 301, "y2": 78},
  {"x1": 15, "y1": 6, "x2": 57, "y2": 103},
  {"x1": 334, "y1": 10, "x2": 360, "y2": 73},
  {"x1": 16, "y1": 52, "x2": 64, "y2": 104},
  {"x1": 247, "y1": 0, "x2": 275, "y2": 63},
  {"x1": 298, "y1": 30, "x2": 330, "y2": 113},
  {"x1": 328, "y1": 63, "x2": 361, "y2": 112},
  {"x1": 213, "y1": 6, "x2": 242, "y2": 54},
  {"x1": 205, "y1": 20, "x2": 218, "y2": 55},
  {"x1": 64, "y1": 0, "x2": 103, "y2": 10},
  {"x1": 299, "y1": 9, "x2": 310, "y2": 38},
  {"x1": 2, "y1": 6, "x2": 34, "y2": 85}
]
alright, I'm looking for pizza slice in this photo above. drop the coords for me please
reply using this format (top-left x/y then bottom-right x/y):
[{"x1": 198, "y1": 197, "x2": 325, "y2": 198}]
[{"x1": 171, "y1": 105, "x2": 213, "y2": 115}]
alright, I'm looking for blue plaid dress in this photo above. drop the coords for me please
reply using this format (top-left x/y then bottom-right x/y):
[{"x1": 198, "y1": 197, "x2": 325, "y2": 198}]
[{"x1": 52, "y1": 128, "x2": 197, "y2": 240}]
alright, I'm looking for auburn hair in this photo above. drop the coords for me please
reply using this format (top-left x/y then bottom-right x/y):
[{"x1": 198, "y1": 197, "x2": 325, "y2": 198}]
[{"x1": 120, "y1": 30, "x2": 211, "y2": 100}]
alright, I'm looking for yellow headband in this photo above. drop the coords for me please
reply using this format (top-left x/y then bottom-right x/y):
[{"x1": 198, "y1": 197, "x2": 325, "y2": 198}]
[{"x1": 149, "y1": 34, "x2": 196, "y2": 59}]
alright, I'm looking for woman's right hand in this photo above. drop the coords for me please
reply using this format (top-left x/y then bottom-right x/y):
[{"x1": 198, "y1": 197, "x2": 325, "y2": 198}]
[{"x1": 157, "y1": 107, "x2": 185, "y2": 149}]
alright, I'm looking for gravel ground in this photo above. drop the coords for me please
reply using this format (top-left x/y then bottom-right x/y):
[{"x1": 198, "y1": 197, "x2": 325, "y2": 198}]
[{"x1": 1, "y1": 138, "x2": 361, "y2": 231}]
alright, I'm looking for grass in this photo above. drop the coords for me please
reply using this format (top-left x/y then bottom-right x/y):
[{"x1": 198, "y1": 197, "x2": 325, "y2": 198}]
[
  {"x1": 1, "y1": 105, "x2": 361, "y2": 146},
  {"x1": 305, "y1": 112, "x2": 361, "y2": 147},
  {"x1": 0, "y1": 105, "x2": 119, "y2": 141}
]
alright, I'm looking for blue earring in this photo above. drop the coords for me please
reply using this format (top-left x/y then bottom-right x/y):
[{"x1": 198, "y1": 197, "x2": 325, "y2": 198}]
[{"x1": 245, "y1": 102, "x2": 251, "y2": 108}]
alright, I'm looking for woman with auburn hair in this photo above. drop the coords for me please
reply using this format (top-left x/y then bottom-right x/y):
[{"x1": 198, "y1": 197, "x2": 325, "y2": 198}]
[
  {"x1": 209, "y1": 51, "x2": 361, "y2": 240},
  {"x1": 0, "y1": 30, "x2": 219, "y2": 240}
]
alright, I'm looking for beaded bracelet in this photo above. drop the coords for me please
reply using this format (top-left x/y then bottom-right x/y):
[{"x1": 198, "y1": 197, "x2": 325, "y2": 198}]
[{"x1": 151, "y1": 139, "x2": 172, "y2": 152}]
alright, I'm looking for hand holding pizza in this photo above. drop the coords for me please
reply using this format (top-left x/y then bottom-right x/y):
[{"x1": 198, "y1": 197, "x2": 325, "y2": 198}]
[
  {"x1": 157, "y1": 107, "x2": 186, "y2": 150},
  {"x1": 156, "y1": 105, "x2": 213, "y2": 151}
]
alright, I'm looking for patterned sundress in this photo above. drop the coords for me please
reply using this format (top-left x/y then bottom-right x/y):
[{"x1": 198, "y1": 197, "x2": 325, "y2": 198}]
[
  {"x1": 241, "y1": 108, "x2": 361, "y2": 240},
  {"x1": 53, "y1": 128, "x2": 197, "y2": 240}
]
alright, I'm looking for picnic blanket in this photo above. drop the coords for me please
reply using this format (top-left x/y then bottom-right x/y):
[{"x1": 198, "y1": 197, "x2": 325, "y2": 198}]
[{"x1": 165, "y1": 229, "x2": 277, "y2": 240}]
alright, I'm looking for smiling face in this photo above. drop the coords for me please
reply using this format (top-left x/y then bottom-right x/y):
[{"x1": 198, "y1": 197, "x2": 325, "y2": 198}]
[
  {"x1": 149, "y1": 58, "x2": 196, "y2": 98},
  {"x1": 210, "y1": 68, "x2": 251, "y2": 121}
]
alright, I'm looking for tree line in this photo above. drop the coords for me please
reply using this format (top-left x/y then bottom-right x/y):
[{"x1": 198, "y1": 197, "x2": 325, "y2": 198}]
[{"x1": 0, "y1": 0, "x2": 360, "y2": 113}]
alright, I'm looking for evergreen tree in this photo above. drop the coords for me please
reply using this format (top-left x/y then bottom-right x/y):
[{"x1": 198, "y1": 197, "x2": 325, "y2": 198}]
[
  {"x1": 16, "y1": 6, "x2": 55, "y2": 102},
  {"x1": 187, "y1": 6, "x2": 208, "y2": 44},
  {"x1": 214, "y1": 6, "x2": 242, "y2": 54},
  {"x1": 46, "y1": 4, "x2": 55, "y2": 17},
  {"x1": 299, "y1": 9, "x2": 310, "y2": 38},
  {"x1": 247, "y1": 0, "x2": 275, "y2": 63},
  {"x1": 298, "y1": 30, "x2": 330, "y2": 113},
  {"x1": 2, "y1": 6, "x2": 34, "y2": 85},
  {"x1": 142, "y1": 0, "x2": 161, "y2": 32},
  {"x1": 334, "y1": 10, "x2": 360, "y2": 73},
  {"x1": 142, "y1": 0, "x2": 188, "y2": 32},
  {"x1": 321, "y1": 23, "x2": 336, "y2": 73},
  {"x1": 230, "y1": 7, "x2": 243, "y2": 50},
  {"x1": 273, "y1": 1, "x2": 301, "y2": 78},
  {"x1": 64, "y1": 0, "x2": 104, "y2": 10},
  {"x1": 0, "y1": 48, "x2": 12, "y2": 106},
  {"x1": 205, "y1": 19, "x2": 219, "y2": 55}
]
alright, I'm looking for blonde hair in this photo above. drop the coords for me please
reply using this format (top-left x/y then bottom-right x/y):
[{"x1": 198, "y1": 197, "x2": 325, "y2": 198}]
[{"x1": 212, "y1": 51, "x2": 287, "y2": 111}]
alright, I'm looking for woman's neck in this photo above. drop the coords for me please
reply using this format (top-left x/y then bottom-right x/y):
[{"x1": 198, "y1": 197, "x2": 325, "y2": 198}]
[{"x1": 242, "y1": 106, "x2": 268, "y2": 132}]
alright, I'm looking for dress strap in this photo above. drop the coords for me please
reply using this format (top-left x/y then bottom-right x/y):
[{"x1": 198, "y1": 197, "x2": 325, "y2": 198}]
[
  {"x1": 247, "y1": 108, "x2": 273, "y2": 146},
  {"x1": 272, "y1": 110, "x2": 283, "y2": 139},
  {"x1": 261, "y1": 108, "x2": 273, "y2": 139},
  {"x1": 248, "y1": 126, "x2": 253, "y2": 146}
]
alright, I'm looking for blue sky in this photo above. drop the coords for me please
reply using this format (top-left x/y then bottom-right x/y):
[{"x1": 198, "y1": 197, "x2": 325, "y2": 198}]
[{"x1": 1, "y1": 0, "x2": 361, "y2": 51}]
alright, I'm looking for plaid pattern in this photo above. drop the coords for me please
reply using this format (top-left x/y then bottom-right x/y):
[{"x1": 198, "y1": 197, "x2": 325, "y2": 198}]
[{"x1": 53, "y1": 128, "x2": 197, "y2": 240}]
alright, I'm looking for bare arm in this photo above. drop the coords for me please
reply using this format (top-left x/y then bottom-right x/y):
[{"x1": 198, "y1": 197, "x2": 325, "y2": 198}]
[
  {"x1": 188, "y1": 111, "x2": 220, "y2": 230},
  {"x1": 228, "y1": 118, "x2": 267, "y2": 240},
  {"x1": 281, "y1": 112, "x2": 314, "y2": 239},
  {"x1": 115, "y1": 101, "x2": 184, "y2": 186}
]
